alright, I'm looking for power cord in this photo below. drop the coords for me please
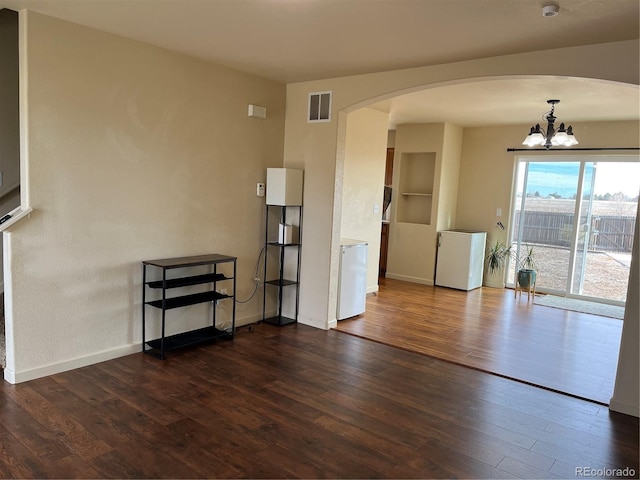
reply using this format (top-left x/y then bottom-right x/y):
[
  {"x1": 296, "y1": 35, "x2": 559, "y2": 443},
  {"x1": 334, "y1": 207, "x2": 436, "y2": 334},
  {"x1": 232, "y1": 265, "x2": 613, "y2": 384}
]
[{"x1": 235, "y1": 245, "x2": 266, "y2": 304}]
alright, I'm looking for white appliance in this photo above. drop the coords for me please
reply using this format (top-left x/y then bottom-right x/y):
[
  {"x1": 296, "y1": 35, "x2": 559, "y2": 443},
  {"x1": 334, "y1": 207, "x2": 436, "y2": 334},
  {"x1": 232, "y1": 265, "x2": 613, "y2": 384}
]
[
  {"x1": 435, "y1": 230, "x2": 487, "y2": 291},
  {"x1": 337, "y1": 239, "x2": 368, "y2": 320}
]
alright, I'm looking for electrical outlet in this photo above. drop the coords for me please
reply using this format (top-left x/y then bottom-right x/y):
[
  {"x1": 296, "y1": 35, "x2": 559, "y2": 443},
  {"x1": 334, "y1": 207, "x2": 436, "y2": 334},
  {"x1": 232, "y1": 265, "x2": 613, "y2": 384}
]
[{"x1": 216, "y1": 288, "x2": 228, "y2": 306}]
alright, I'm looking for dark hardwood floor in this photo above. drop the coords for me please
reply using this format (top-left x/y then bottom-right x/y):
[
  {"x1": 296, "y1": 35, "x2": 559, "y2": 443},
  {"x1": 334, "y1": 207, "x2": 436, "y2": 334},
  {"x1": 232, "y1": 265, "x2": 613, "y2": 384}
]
[
  {"x1": 0, "y1": 323, "x2": 638, "y2": 479},
  {"x1": 335, "y1": 278, "x2": 623, "y2": 405}
]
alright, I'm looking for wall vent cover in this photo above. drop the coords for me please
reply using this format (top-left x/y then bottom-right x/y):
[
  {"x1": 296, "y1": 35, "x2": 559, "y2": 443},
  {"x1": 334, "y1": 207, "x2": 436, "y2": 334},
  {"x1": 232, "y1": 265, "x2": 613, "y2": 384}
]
[{"x1": 308, "y1": 91, "x2": 332, "y2": 123}]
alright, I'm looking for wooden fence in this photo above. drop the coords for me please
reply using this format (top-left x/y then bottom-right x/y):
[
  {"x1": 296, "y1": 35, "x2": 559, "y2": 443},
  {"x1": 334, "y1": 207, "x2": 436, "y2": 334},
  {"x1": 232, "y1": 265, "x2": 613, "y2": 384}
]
[{"x1": 514, "y1": 211, "x2": 636, "y2": 253}]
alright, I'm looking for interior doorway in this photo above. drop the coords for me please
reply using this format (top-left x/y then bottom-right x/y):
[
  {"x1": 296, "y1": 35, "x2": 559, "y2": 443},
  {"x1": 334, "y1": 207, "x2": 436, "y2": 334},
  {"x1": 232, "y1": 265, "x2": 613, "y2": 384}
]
[{"x1": 509, "y1": 157, "x2": 640, "y2": 304}]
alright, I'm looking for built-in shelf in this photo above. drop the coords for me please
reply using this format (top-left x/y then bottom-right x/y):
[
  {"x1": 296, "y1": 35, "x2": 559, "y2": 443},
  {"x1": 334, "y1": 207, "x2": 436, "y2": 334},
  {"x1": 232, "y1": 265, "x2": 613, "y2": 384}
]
[{"x1": 397, "y1": 152, "x2": 435, "y2": 225}]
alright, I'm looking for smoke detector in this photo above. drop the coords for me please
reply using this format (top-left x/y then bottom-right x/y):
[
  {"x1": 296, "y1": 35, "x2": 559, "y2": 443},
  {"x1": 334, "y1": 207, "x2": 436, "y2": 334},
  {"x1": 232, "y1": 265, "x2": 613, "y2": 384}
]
[{"x1": 542, "y1": 4, "x2": 560, "y2": 17}]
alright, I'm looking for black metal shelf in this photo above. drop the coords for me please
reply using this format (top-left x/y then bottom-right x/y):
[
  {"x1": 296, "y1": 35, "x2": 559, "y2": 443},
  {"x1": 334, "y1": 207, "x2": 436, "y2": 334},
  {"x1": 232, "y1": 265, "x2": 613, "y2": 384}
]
[
  {"x1": 144, "y1": 326, "x2": 231, "y2": 358},
  {"x1": 263, "y1": 316, "x2": 297, "y2": 326},
  {"x1": 267, "y1": 241, "x2": 301, "y2": 247},
  {"x1": 265, "y1": 279, "x2": 298, "y2": 287},
  {"x1": 147, "y1": 273, "x2": 229, "y2": 289},
  {"x1": 263, "y1": 205, "x2": 302, "y2": 327},
  {"x1": 142, "y1": 254, "x2": 237, "y2": 359},
  {"x1": 146, "y1": 291, "x2": 231, "y2": 310}
]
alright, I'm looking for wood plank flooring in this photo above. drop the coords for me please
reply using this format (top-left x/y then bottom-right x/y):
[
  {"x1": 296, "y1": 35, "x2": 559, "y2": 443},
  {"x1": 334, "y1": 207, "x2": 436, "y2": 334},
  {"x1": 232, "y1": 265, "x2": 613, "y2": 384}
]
[
  {"x1": 0, "y1": 324, "x2": 638, "y2": 479},
  {"x1": 335, "y1": 278, "x2": 623, "y2": 405}
]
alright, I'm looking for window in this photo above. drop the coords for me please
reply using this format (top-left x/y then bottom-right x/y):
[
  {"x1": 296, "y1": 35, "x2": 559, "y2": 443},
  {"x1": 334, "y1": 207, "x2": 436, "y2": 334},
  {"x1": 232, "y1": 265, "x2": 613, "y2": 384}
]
[{"x1": 509, "y1": 156, "x2": 639, "y2": 304}]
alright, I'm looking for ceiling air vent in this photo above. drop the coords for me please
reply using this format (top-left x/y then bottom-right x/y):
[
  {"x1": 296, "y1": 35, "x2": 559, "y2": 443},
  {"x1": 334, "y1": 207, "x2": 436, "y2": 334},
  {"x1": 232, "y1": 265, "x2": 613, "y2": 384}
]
[{"x1": 308, "y1": 91, "x2": 332, "y2": 123}]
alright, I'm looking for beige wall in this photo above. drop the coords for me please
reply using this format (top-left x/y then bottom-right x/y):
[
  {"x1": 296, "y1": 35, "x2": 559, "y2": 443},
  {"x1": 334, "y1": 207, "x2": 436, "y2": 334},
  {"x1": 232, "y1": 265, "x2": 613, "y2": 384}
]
[
  {"x1": 4, "y1": 11, "x2": 285, "y2": 382},
  {"x1": 340, "y1": 108, "x2": 388, "y2": 295},
  {"x1": 437, "y1": 123, "x2": 463, "y2": 231}
]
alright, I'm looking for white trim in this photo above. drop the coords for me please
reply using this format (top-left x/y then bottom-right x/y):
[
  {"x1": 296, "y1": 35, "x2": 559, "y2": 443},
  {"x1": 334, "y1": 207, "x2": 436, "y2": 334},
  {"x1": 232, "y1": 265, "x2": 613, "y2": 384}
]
[
  {"x1": 386, "y1": 272, "x2": 434, "y2": 286},
  {"x1": 366, "y1": 285, "x2": 379, "y2": 295},
  {"x1": 2, "y1": 311, "x2": 271, "y2": 384},
  {"x1": 0, "y1": 206, "x2": 32, "y2": 232},
  {"x1": 18, "y1": 10, "x2": 30, "y2": 212},
  {"x1": 609, "y1": 397, "x2": 640, "y2": 418},
  {"x1": 298, "y1": 313, "x2": 330, "y2": 330},
  {"x1": 2, "y1": 232, "x2": 14, "y2": 375},
  {"x1": 4, "y1": 344, "x2": 141, "y2": 384}
]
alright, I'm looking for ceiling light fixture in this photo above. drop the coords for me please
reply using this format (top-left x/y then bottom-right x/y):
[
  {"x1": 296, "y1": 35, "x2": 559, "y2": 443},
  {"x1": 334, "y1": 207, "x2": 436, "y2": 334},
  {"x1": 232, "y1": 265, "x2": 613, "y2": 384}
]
[
  {"x1": 542, "y1": 4, "x2": 560, "y2": 17},
  {"x1": 522, "y1": 99, "x2": 578, "y2": 149}
]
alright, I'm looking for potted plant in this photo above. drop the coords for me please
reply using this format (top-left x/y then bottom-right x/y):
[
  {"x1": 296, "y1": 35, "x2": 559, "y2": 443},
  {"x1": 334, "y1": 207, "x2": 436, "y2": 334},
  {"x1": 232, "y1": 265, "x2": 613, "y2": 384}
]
[
  {"x1": 485, "y1": 239, "x2": 512, "y2": 279},
  {"x1": 515, "y1": 244, "x2": 537, "y2": 290}
]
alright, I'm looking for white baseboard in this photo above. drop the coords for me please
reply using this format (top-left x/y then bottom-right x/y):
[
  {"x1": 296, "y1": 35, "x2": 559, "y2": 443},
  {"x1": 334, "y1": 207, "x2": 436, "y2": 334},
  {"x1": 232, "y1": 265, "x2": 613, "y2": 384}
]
[
  {"x1": 3, "y1": 312, "x2": 272, "y2": 385},
  {"x1": 298, "y1": 313, "x2": 331, "y2": 330},
  {"x1": 4, "y1": 343, "x2": 140, "y2": 384},
  {"x1": 327, "y1": 319, "x2": 338, "y2": 329},
  {"x1": 366, "y1": 284, "x2": 379, "y2": 295},
  {"x1": 609, "y1": 397, "x2": 640, "y2": 418},
  {"x1": 386, "y1": 272, "x2": 434, "y2": 286}
]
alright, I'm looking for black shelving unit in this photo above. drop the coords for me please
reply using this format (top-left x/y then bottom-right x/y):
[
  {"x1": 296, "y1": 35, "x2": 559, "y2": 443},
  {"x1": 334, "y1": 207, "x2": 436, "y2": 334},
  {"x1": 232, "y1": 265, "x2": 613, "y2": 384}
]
[
  {"x1": 262, "y1": 205, "x2": 302, "y2": 326},
  {"x1": 142, "y1": 254, "x2": 236, "y2": 359}
]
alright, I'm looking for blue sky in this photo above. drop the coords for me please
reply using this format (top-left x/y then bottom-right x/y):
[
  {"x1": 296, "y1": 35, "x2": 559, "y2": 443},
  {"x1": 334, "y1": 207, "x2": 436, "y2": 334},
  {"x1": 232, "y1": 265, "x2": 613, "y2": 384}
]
[{"x1": 520, "y1": 161, "x2": 639, "y2": 199}]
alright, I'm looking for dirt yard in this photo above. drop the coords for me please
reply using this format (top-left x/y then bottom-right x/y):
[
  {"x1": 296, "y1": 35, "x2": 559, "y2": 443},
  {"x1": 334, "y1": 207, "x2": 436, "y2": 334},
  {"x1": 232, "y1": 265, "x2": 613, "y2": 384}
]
[{"x1": 508, "y1": 245, "x2": 630, "y2": 302}]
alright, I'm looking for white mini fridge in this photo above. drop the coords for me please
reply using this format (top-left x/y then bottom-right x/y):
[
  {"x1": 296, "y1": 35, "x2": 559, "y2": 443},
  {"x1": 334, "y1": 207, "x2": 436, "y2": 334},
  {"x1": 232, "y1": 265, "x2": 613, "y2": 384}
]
[
  {"x1": 337, "y1": 239, "x2": 368, "y2": 320},
  {"x1": 435, "y1": 230, "x2": 486, "y2": 291}
]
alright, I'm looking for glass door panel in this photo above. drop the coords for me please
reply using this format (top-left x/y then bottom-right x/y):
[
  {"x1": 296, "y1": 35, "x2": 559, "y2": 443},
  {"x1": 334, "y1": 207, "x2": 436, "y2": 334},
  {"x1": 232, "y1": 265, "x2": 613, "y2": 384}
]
[
  {"x1": 509, "y1": 161, "x2": 580, "y2": 294},
  {"x1": 571, "y1": 162, "x2": 640, "y2": 302}
]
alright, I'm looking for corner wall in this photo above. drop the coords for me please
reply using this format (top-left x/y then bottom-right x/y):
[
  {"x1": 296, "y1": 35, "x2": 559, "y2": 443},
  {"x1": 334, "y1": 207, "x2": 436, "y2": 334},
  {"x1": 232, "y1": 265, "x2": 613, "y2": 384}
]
[{"x1": 340, "y1": 108, "x2": 388, "y2": 295}]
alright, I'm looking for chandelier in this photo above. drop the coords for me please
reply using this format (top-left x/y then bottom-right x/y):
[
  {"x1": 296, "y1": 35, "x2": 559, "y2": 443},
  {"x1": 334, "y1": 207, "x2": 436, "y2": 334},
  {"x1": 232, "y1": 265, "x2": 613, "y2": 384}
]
[{"x1": 522, "y1": 99, "x2": 578, "y2": 149}]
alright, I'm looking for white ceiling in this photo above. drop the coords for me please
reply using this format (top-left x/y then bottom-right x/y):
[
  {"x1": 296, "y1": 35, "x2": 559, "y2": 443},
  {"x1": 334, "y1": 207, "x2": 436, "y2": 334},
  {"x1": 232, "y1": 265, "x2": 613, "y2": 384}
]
[
  {"x1": 1, "y1": 0, "x2": 639, "y2": 127},
  {"x1": 370, "y1": 77, "x2": 640, "y2": 129}
]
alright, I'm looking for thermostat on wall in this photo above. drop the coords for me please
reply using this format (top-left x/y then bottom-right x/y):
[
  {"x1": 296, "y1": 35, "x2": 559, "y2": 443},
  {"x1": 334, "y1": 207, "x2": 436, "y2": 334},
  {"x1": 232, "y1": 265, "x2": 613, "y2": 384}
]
[{"x1": 248, "y1": 104, "x2": 267, "y2": 118}]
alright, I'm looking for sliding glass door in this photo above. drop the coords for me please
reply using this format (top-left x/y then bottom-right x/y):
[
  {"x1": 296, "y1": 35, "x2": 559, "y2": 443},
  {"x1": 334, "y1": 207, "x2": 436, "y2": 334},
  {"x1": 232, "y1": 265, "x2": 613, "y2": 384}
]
[{"x1": 510, "y1": 157, "x2": 639, "y2": 304}]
